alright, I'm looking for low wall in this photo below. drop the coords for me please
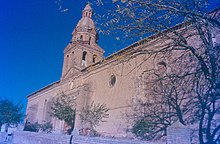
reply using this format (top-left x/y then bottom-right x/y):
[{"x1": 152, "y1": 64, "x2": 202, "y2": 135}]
[
  {"x1": 72, "y1": 135, "x2": 165, "y2": 144},
  {"x1": 11, "y1": 131, "x2": 165, "y2": 144},
  {"x1": 12, "y1": 131, "x2": 71, "y2": 144},
  {"x1": 6, "y1": 122, "x2": 190, "y2": 144},
  {"x1": 167, "y1": 122, "x2": 191, "y2": 144},
  {"x1": 0, "y1": 132, "x2": 6, "y2": 141}
]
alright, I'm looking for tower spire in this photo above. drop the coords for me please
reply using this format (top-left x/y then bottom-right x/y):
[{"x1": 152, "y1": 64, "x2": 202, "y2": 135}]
[
  {"x1": 61, "y1": 3, "x2": 104, "y2": 80},
  {"x1": 82, "y1": 2, "x2": 92, "y2": 18},
  {"x1": 71, "y1": 3, "x2": 96, "y2": 44}
]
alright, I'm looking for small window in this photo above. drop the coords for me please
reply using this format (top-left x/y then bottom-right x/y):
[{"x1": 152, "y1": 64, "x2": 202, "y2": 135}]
[
  {"x1": 109, "y1": 75, "x2": 116, "y2": 87},
  {"x1": 155, "y1": 61, "x2": 167, "y2": 76},
  {"x1": 72, "y1": 51, "x2": 74, "y2": 54},
  {"x1": 89, "y1": 37, "x2": 91, "y2": 45},
  {"x1": 93, "y1": 55, "x2": 97, "y2": 63},
  {"x1": 67, "y1": 55, "x2": 69, "y2": 58},
  {"x1": 80, "y1": 35, "x2": 83, "y2": 40},
  {"x1": 82, "y1": 51, "x2": 87, "y2": 61}
]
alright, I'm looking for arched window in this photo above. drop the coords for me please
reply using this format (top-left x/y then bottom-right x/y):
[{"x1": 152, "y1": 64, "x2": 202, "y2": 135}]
[
  {"x1": 82, "y1": 51, "x2": 87, "y2": 61},
  {"x1": 109, "y1": 75, "x2": 116, "y2": 87},
  {"x1": 89, "y1": 37, "x2": 91, "y2": 45},
  {"x1": 93, "y1": 55, "x2": 97, "y2": 63},
  {"x1": 80, "y1": 35, "x2": 83, "y2": 40}
]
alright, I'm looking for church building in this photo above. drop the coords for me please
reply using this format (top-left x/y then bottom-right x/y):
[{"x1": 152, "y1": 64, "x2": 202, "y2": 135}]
[{"x1": 26, "y1": 3, "x2": 220, "y2": 137}]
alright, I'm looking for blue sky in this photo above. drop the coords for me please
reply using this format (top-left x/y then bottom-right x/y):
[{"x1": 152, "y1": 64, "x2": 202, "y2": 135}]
[
  {"x1": 0, "y1": 0, "x2": 124, "y2": 111},
  {"x1": 0, "y1": 0, "x2": 220, "y2": 112}
]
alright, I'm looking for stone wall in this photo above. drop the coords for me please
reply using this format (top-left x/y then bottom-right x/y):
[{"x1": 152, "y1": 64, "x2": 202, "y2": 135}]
[
  {"x1": 71, "y1": 135, "x2": 165, "y2": 144},
  {"x1": 12, "y1": 131, "x2": 71, "y2": 144},
  {"x1": 0, "y1": 122, "x2": 191, "y2": 144},
  {"x1": 11, "y1": 131, "x2": 164, "y2": 144},
  {"x1": 0, "y1": 132, "x2": 6, "y2": 141}
]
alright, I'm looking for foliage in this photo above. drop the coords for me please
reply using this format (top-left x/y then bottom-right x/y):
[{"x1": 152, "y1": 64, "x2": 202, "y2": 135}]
[
  {"x1": 50, "y1": 93, "x2": 76, "y2": 134},
  {"x1": 40, "y1": 121, "x2": 53, "y2": 133},
  {"x1": 80, "y1": 101, "x2": 109, "y2": 131},
  {"x1": 24, "y1": 121, "x2": 40, "y2": 132},
  {"x1": 24, "y1": 121, "x2": 53, "y2": 133},
  {"x1": 0, "y1": 99, "x2": 24, "y2": 127},
  {"x1": 131, "y1": 118, "x2": 154, "y2": 140}
]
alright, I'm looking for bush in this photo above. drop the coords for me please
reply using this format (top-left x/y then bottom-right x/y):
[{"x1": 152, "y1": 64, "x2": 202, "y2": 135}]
[
  {"x1": 40, "y1": 121, "x2": 53, "y2": 133},
  {"x1": 24, "y1": 121, "x2": 53, "y2": 133},
  {"x1": 24, "y1": 121, "x2": 40, "y2": 132},
  {"x1": 131, "y1": 118, "x2": 154, "y2": 140}
]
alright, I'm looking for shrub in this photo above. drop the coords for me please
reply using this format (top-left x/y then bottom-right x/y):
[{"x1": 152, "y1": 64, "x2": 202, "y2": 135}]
[
  {"x1": 24, "y1": 121, "x2": 53, "y2": 133},
  {"x1": 40, "y1": 121, "x2": 53, "y2": 133},
  {"x1": 24, "y1": 121, "x2": 40, "y2": 132},
  {"x1": 131, "y1": 118, "x2": 154, "y2": 140}
]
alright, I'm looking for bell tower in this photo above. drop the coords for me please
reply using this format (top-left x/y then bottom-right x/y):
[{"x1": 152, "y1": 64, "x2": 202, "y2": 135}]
[{"x1": 61, "y1": 3, "x2": 105, "y2": 80}]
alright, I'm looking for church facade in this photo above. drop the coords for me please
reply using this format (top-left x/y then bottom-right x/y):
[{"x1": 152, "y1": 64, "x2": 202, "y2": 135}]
[{"x1": 26, "y1": 3, "x2": 220, "y2": 137}]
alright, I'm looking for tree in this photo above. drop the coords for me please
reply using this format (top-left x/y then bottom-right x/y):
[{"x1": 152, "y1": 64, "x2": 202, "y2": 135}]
[
  {"x1": 79, "y1": 101, "x2": 109, "y2": 136},
  {"x1": 50, "y1": 93, "x2": 76, "y2": 135},
  {"x1": 92, "y1": 0, "x2": 220, "y2": 143},
  {"x1": 127, "y1": 58, "x2": 199, "y2": 140},
  {"x1": 0, "y1": 99, "x2": 24, "y2": 128}
]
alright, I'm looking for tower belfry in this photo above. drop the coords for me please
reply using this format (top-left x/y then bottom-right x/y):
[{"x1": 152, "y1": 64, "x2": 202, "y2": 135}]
[{"x1": 61, "y1": 3, "x2": 104, "y2": 80}]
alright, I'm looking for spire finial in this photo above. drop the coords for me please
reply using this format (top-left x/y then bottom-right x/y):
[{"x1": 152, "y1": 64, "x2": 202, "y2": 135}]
[{"x1": 84, "y1": 1, "x2": 92, "y2": 11}]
